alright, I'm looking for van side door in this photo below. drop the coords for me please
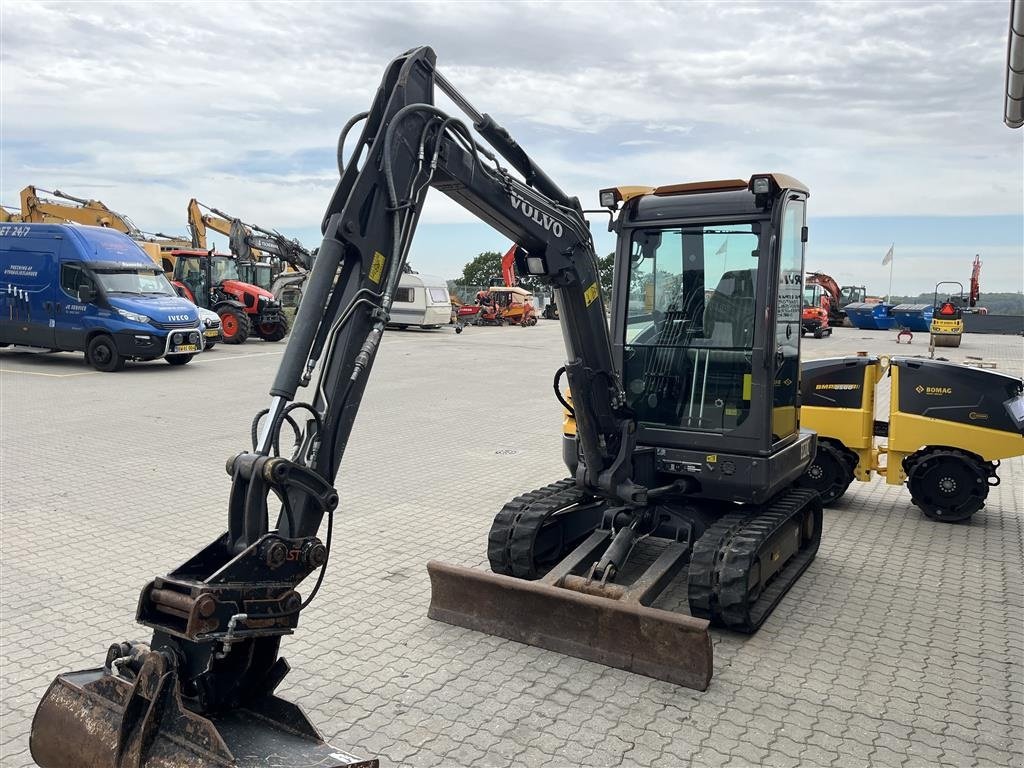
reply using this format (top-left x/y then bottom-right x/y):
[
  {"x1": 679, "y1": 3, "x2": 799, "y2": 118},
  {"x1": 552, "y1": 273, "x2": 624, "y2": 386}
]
[{"x1": 0, "y1": 227, "x2": 59, "y2": 348}]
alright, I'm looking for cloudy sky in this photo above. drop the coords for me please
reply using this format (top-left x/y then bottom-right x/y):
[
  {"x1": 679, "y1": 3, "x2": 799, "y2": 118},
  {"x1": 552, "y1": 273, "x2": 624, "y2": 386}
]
[{"x1": 2, "y1": 1, "x2": 1021, "y2": 295}]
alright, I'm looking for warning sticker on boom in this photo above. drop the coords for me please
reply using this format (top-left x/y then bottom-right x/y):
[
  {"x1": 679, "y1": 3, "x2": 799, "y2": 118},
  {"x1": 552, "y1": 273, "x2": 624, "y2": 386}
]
[
  {"x1": 584, "y1": 282, "x2": 600, "y2": 307},
  {"x1": 369, "y1": 251, "x2": 386, "y2": 284}
]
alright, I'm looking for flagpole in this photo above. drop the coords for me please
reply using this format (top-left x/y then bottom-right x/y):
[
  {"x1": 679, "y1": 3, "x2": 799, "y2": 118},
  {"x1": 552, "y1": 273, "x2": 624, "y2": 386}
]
[{"x1": 887, "y1": 242, "x2": 894, "y2": 303}]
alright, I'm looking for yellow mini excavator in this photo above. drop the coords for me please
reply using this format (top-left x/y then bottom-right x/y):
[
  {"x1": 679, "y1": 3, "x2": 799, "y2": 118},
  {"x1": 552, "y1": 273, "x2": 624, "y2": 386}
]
[{"x1": 31, "y1": 47, "x2": 823, "y2": 767}]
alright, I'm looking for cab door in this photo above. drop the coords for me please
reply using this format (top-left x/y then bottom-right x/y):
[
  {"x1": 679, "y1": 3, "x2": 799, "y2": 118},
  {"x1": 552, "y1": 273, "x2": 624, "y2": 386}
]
[
  {"x1": 771, "y1": 195, "x2": 807, "y2": 442},
  {"x1": 0, "y1": 228, "x2": 59, "y2": 348},
  {"x1": 53, "y1": 260, "x2": 95, "y2": 351}
]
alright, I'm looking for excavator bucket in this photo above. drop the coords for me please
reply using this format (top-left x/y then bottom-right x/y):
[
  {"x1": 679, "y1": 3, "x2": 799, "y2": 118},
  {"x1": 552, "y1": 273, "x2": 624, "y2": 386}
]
[
  {"x1": 31, "y1": 653, "x2": 376, "y2": 768},
  {"x1": 427, "y1": 534, "x2": 713, "y2": 691}
]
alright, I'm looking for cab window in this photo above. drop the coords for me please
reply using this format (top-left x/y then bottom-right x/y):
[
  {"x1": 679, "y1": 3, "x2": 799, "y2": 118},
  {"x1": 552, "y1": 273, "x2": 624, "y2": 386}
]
[
  {"x1": 622, "y1": 223, "x2": 760, "y2": 433},
  {"x1": 60, "y1": 264, "x2": 88, "y2": 298}
]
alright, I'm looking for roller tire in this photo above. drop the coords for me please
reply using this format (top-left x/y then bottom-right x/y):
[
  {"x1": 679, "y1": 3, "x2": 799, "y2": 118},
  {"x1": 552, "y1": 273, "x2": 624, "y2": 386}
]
[
  {"x1": 905, "y1": 448, "x2": 989, "y2": 522},
  {"x1": 795, "y1": 440, "x2": 856, "y2": 506}
]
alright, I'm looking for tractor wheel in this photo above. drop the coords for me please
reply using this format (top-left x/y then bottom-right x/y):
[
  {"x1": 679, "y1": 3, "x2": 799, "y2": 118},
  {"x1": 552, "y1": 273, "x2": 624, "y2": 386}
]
[
  {"x1": 218, "y1": 307, "x2": 251, "y2": 344},
  {"x1": 87, "y1": 335, "x2": 125, "y2": 372},
  {"x1": 165, "y1": 354, "x2": 193, "y2": 366},
  {"x1": 905, "y1": 448, "x2": 989, "y2": 522},
  {"x1": 795, "y1": 440, "x2": 856, "y2": 506},
  {"x1": 257, "y1": 315, "x2": 289, "y2": 342}
]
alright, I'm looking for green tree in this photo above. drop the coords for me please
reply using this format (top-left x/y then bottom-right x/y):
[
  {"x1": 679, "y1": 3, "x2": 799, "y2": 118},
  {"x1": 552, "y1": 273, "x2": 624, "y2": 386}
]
[
  {"x1": 597, "y1": 252, "x2": 615, "y2": 302},
  {"x1": 455, "y1": 249, "x2": 542, "y2": 291},
  {"x1": 455, "y1": 251, "x2": 503, "y2": 287}
]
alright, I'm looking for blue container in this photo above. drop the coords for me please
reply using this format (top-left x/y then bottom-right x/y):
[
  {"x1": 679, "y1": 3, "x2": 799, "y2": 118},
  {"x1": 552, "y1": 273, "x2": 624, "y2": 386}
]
[
  {"x1": 845, "y1": 302, "x2": 897, "y2": 330},
  {"x1": 892, "y1": 304, "x2": 934, "y2": 332}
]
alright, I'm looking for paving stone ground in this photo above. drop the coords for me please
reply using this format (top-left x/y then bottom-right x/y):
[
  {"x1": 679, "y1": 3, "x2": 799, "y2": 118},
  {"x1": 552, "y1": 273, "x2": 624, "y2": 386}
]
[{"x1": 1, "y1": 323, "x2": 1022, "y2": 767}]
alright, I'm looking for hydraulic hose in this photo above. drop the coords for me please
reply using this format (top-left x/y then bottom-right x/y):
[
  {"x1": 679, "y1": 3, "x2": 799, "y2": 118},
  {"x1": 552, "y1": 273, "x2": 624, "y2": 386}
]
[{"x1": 553, "y1": 366, "x2": 575, "y2": 417}]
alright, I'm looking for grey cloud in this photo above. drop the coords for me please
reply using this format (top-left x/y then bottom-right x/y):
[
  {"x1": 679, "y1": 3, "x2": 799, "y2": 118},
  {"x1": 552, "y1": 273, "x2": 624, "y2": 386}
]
[{"x1": 0, "y1": 0, "x2": 1019, "y2": 233}]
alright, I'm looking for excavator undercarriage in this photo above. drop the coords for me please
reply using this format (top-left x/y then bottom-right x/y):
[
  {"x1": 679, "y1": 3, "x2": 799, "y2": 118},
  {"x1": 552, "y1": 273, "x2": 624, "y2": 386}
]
[{"x1": 31, "y1": 46, "x2": 823, "y2": 766}]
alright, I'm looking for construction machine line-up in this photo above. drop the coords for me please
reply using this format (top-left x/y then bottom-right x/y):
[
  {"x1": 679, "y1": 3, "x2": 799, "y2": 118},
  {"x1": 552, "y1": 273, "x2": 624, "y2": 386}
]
[
  {"x1": 187, "y1": 198, "x2": 315, "y2": 291},
  {"x1": 14, "y1": 185, "x2": 194, "y2": 272},
  {"x1": 31, "y1": 47, "x2": 822, "y2": 767}
]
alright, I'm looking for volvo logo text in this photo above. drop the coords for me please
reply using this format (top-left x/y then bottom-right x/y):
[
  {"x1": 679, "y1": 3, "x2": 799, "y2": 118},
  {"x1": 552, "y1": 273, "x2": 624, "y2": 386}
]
[{"x1": 509, "y1": 191, "x2": 563, "y2": 237}]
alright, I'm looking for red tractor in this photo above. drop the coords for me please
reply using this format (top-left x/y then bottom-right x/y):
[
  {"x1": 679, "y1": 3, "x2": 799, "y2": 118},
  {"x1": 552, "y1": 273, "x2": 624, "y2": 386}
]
[{"x1": 170, "y1": 250, "x2": 288, "y2": 343}]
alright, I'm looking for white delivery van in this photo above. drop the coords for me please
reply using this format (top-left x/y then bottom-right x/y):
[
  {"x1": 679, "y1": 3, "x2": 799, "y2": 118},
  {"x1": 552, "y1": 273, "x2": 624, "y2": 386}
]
[{"x1": 389, "y1": 272, "x2": 451, "y2": 329}]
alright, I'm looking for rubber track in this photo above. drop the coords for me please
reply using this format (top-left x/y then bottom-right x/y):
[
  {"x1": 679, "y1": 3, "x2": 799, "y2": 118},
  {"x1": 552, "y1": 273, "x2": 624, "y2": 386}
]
[
  {"x1": 716, "y1": 488, "x2": 821, "y2": 632},
  {"x1": 687, "y1": 512, "x2": 750, "y2": 620},
  {"x1": 689, "y1": 488, "x2": 822, "y2": 633},
  {"x1": 487, "y1": 479, "x2": 594, "y2": 579}
]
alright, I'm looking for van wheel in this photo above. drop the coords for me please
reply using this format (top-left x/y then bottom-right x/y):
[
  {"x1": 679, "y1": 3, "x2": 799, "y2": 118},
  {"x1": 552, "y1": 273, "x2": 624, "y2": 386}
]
[
  {"x1": 87, "y1": 335, "x2": 125, "y2": 372},
  {"x1": 165, "y1": 355, "x2": 193, "y2": 366}
]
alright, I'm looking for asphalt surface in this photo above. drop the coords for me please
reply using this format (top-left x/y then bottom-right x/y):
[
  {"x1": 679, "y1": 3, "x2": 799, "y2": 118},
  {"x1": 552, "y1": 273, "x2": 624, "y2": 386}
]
[{"x1": 1, "y1": 323, "x2": 1021, "y2": 767}]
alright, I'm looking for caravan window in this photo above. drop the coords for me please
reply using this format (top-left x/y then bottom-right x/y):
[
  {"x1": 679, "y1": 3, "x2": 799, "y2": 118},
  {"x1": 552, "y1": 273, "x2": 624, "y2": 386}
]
[
  {"x1": 395, "y1": 287, "x2": 415, "y2": 302},
  {"x1": 428, "y1": 287, "x2": 449, "y2": 304}
]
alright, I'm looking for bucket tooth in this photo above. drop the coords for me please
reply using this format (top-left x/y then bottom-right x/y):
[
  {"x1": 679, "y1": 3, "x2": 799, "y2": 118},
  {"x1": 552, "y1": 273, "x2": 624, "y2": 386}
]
[{"x1": 426, "y1": 560, "x2": 713, "y2": 690}]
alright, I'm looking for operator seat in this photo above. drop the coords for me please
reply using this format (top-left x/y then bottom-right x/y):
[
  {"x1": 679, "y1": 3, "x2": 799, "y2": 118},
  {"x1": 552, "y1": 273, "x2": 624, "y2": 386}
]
[{"x1": 703, "y1": 269, "x2": 757, "y2": 348}]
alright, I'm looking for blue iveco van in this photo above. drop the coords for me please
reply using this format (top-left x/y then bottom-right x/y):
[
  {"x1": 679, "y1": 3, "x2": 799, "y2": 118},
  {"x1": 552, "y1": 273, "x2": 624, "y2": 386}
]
[{"x1": 0, "y1": 223, "x2": 203, "y2": 371}]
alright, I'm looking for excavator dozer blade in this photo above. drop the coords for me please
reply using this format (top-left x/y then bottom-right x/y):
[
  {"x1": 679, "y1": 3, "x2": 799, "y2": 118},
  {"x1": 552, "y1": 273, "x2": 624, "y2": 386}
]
[
  {"x1": 31, "y1": 668, "x2": 377, "y2": 768},
  {"x1": 426, "y1": 561, "x2": 713, "y2": 691}
]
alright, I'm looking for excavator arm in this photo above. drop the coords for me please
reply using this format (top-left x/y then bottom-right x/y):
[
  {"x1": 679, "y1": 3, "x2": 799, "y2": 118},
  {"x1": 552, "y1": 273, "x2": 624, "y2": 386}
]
[
  {"x1": 189, "y1": 197, "x2": 315, "y2": 272},
  {"x1": 31, "y1": 45, "x2": 641, "y2": 768},
  {"x1": 19, "y1": 185, "x2": 145, "y2": 236}
]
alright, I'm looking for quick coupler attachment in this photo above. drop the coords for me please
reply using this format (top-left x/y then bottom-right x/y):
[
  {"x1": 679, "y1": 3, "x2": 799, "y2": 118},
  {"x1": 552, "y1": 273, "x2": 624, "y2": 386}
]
[
  {"x1": 427, "y1": 528, "x2": 713, "y2": 690},
  {"x1": 30, "y1": 644, "x2": 378, "y2": 768}
]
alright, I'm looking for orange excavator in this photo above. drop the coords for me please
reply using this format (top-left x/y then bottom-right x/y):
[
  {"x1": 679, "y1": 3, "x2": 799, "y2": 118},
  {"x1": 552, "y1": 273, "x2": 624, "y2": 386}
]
[{"x1": 805, "y1": 272, "x2": 880, "y2": 326}]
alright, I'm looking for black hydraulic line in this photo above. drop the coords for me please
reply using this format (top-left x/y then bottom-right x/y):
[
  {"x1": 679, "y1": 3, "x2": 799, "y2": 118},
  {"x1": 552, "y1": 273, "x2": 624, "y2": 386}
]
[
  {"x1": 473, "y1": 113, "x2": 576, "y2": 209},
  {"x1": 553, "y1": 366, "x2": 575, "y2": 417},
  {"x1": 337, "y1": 111, "x2": 370, "y2": 176}
]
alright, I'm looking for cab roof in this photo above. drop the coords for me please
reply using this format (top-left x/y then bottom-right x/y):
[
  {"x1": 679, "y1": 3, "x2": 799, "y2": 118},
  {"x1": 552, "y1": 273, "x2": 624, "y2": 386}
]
[
  {"x1": 610, "y1": 174, "x2": 808, "y2": 225},
  {"x1": 1, "y1": 222, "x2": 155, "y2": 266}
]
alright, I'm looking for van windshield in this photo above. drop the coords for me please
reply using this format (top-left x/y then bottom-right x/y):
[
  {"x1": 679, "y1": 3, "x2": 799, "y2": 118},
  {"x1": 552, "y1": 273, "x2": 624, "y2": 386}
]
[{"x1": 95, "y1": 269, "x2": 176, "y2": 296}]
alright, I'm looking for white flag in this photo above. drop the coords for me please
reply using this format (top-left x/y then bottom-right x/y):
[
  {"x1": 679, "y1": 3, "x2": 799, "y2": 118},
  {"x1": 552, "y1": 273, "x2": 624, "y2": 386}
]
[{"x1": 882, "y1": 244, "x2": 894, "y2": 266}]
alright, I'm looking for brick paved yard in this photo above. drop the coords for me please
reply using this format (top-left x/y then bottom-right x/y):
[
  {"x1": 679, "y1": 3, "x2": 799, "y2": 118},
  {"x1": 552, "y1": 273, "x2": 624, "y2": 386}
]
[{"x1": 2, "y1": 324, "x2": 1021, "y2": 767}]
